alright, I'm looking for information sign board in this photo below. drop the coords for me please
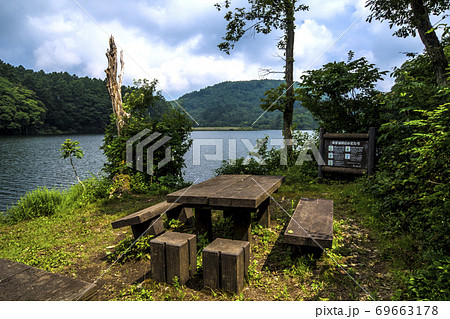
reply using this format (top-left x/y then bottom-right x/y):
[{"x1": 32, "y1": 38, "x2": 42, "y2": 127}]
[{"x1": 318, "y1": 128, "x2": 376, "y2": 177}]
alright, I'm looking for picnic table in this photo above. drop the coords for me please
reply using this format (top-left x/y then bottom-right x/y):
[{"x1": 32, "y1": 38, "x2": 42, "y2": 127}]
[{"x1": 165, "y1": 174, "x2": 285, "y2": 241}]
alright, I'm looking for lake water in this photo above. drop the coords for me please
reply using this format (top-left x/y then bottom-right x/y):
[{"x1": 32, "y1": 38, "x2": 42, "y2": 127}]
[{"x1": 0, "y1": 130, "x2": 302, "y2": 212}]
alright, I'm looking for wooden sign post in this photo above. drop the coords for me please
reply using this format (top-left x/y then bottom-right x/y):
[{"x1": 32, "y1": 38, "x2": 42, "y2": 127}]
[{"x1": 318, "y1": 127, "x2": 376, "y2": 177}]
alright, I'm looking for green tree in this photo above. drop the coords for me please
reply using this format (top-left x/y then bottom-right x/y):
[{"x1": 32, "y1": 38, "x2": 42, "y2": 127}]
[
  {"x1": 0, "y1": 60, "x2": 111, "y2": 135},
  {"x1": 60, "y1": 139, "x2": 85, "y2": 189},
  {"x1": 102, "y1": 79, "x2": 193, "y2": 190},
  {"x1": 0, "y1": 76, "x2": 45, "y2": 134},
  {"x1": 297, "y1": 53, "x2": 387, "y2": 132},
  {"x1": 366, "y1": 0, "x2": 449, "y2": 85},
  {"x1": 215, "y1": 0, "x2": 309, "y2": 143}
]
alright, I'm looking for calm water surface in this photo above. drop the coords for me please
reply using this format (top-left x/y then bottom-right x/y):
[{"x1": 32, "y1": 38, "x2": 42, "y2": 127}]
[
  {"x1": 0, "y1": 134, "x2": 106, "y2": 212},
  {"x1": 0, "y1": 130, "x2": 304, "y2": 211}
]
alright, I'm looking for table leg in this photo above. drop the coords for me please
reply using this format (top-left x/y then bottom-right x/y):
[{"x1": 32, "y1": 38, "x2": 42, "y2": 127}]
[
  {"x1": 257, "y1": 197, "x2": 271, "y2": 228},
  {"x1": 165, "y1": 206, "x2": 183, "y2": 221},
  {"x1": 232, "y1": 209, "x2": 252, "y2": 242},
  {"x1": 195, "y1": 208, "x2": 213, "y2": 241}
]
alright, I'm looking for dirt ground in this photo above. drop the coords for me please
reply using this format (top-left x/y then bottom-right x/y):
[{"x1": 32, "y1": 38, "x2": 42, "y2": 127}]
[{"x1": 60, "y1": 192, "x2": 398, "y2": 301}]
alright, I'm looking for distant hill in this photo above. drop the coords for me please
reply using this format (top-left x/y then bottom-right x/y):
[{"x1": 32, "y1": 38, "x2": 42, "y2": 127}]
[
  {"x1": 174, "y1": 80, "x2": 317, "y2": 130},
  {"x1": 0, "y1": 59, "x2": 317, "y2": 135}
]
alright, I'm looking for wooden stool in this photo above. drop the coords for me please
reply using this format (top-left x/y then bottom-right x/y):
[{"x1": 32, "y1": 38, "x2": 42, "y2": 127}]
[
  {"x1": 150, "y1": 232, "x2": 197, "y2": 285},
  {"x1": 202, "y1": 238, "x2": 250, "y2": 293}
]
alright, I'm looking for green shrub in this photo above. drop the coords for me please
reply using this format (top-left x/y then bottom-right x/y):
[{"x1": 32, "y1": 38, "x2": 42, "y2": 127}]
[
  {"x1": 1, "y1": 176, "x2": 112, "y2": 224},
  {"x1": 361, "y1": 48, "x2": 450, "y2": 300},
  {"x1": 368, "y1": 101, "x2": 450, "y2": 254},
  {"x1": 398, "y1": 258, "x2": 450, "y2": 301},
  {"x1": 106, "y1": 235, "x2": 154, "y2": 263},
  {"x1": 215, "y1": 130, "x2": 318, "y2": 182},
  {"x1": 60, "y1": 176, "x2": 111, "y2": 210},
  {"x1": 4, "y1": 187, "x2": 64, "y2": 223}
]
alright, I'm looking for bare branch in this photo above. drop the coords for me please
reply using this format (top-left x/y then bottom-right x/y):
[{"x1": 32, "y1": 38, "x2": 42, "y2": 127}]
[{"x1": 258, "y1": 68, "x2": 284, "y2": 79}]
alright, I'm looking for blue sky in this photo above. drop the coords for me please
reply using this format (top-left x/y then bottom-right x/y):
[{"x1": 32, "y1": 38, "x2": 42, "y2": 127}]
[{"x1": 0, "y1": 0, "x2": 443, "y2": 99}]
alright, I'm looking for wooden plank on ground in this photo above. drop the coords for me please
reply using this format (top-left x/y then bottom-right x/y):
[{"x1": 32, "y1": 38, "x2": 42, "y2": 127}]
[
  {"x1": 284, "y1": 198, "x2": 333, "y2": 249},
  {"x1": 209, "y1": 175, "x2": 285, "y2": 208},
  {"x1": 166, "y1": 175, "x2": 250, "y2": 205},
  {"x1": 0, "y1": 258, "x2": 31, "y2": 281},
  {"x1": 112, "y1": 201, "x2": 181, "y2": 228},
  {"x1": 0, "y1": 259, "x2": 96, "y2": 301}
]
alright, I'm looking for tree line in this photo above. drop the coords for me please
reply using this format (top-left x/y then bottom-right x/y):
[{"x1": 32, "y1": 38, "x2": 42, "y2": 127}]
[
  {"x1": 0, "y1": 61, "x2": 316, "y2": 135},
  {"x1": 0, "y1": 60, "x2": 112, "y2": 135}
]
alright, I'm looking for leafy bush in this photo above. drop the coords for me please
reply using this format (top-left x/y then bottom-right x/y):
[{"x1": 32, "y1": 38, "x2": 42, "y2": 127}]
[
  {"x1": 399, "y1": 258, "x2": 450, "y2": 301},
  {"x1": 297, "y1": 53, "x2": 387, "y2": 133},
  {"x1": 106, "y1": 235, "x2": 154, "y2": 264},
  {"x1": 362, "y1": 46, "x2": 450, "y2": 300},
  {"x1": 3, "y1": 187, "x2": 64, "y2": 223},
  {"x1": 215, "y1": 130, "x2": 318, "y2": 182},
  {"x1": 367, "y1": 95, "x2": 450, "y2": 254}
]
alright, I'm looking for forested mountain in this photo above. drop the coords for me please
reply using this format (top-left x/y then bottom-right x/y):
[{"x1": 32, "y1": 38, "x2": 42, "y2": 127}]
[
  {"x1": 0, "y1": 60, "x2": 317, "y2": 134},
  {"x1": 0, "y1": 60, "x2": 111, "y2": 135},
  {"x1": 175, "y1": 80, "x2": 317, "y2": 129}
]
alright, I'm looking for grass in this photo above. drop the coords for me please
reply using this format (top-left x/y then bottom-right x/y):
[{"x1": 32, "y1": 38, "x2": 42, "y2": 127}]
[
  {"x1": 0, "y1": 177, "x2": 412, "y2": 300},
  {"x1": 2, "y1": 187, "x2": 65, "y2": 223}
]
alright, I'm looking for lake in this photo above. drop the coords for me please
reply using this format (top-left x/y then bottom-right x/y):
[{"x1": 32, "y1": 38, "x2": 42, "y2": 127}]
[{"x1": 0, "y1": 130, "x2": 307, "y2": 212}]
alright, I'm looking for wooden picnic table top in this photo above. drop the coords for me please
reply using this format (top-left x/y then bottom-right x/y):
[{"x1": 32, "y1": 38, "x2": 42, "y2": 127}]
[{"x1": 166, "y1": 174, "x2": 285, "y2": 209}]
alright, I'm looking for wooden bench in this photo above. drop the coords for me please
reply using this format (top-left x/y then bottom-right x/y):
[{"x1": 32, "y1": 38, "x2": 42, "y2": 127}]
[
  {"x1": 284, "y1": 198, "x2": 333, "y2": 250},
  {"x1": 111, "y1": 201, "x2": 193, "y2": 239}
]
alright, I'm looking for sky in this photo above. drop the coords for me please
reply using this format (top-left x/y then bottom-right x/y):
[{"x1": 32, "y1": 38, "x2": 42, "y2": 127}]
[{"x1": 0, "y1": 0, "x2": 445, "y2": 100}]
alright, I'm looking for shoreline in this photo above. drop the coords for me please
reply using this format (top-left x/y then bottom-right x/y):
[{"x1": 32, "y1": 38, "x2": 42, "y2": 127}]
[{"x1": 192, "y1": 126, "x2": 257, "y2": 131}]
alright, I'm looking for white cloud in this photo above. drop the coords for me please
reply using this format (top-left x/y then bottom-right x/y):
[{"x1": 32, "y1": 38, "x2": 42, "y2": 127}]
[
  {"x1": 293, "y1": 19, "x2": 335, "y2": 75},
  {"x1": 154, "y1": 54, "x2": 261, "y2": 96},
  {"x1": 137, "y1": 0, "x2": 218, "y2": 27},
  {"x1": 34, "y1": 39, "x2": 82, "y2": 69},
  {"x1": 1, "y1": 0, "x2": 426, "y2": 98},
  {"x1": 301, "y1": 0, "x2": 366, "y2": 20}
]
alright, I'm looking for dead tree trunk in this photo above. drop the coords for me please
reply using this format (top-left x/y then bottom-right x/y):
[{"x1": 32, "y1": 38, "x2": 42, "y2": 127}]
[{"x1": 105, "y1": 36, "x2": 128, "y2": 136}]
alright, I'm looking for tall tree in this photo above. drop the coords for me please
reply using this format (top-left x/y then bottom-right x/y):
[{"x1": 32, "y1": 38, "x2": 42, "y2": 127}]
[
  {"x1": 215, "y1": 0, "x2": 309, "y2": 144},
  {"x1": 366, "y1": 0, "x2": 449, "y2": 86}
]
